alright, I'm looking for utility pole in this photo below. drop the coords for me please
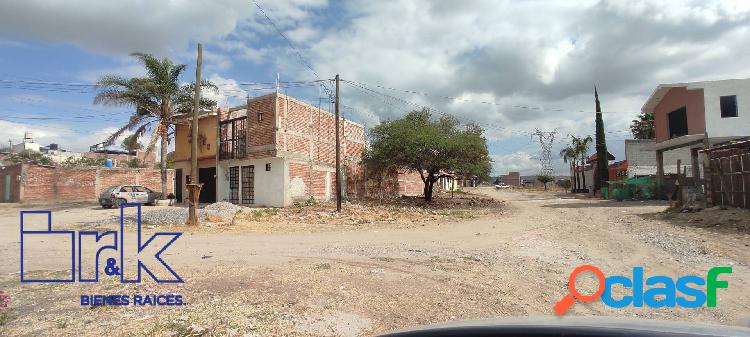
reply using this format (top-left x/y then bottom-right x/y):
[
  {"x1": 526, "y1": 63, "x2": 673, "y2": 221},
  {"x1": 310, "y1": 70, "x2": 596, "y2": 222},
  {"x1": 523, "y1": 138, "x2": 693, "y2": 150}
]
[
  {"x1": 532, "y1": 129, "x2": 557, "y2": 177},
  {"x1": 187, "y1": 43, "x2": 202, "y2": 226},
  {"x1": 334, "y1": 74, "x2": 342, "y2": 212}
]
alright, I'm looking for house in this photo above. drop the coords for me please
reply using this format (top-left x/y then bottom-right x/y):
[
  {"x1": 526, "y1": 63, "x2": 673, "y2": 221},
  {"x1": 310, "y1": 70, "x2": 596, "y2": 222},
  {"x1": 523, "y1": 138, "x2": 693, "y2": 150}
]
[
  {"x1": 172, "y1": 109, "x2": 221, "y2": 203},
  {"x1": 11, "y1": 132, "x2": 40, "y2": 153},
  {"x1": 498, "y1": 171, "x2": 521, "y2": 187},
  {"x1": 577, "y1": 152, "x2": 615, "y2": 193},
  {"x1": 642, "y1": 78, "x2": 750, "y2": 195},
  {"x1": 172, "y1": 92, "x2": 422, "y2": 207}
]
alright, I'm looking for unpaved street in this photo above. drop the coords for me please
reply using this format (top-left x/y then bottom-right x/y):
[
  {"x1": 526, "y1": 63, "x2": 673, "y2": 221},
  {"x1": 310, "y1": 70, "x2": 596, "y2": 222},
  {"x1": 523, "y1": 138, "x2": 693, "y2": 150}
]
[{"x1": 1, "y1": 188, "x2": 749, "y2": 336}]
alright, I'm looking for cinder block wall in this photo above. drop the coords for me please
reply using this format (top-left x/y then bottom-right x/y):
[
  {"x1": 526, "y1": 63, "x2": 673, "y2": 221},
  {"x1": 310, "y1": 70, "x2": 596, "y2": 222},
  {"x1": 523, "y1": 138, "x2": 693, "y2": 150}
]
[{"x1": 15, "y1": 164, "x2": 174, "y2": 203}]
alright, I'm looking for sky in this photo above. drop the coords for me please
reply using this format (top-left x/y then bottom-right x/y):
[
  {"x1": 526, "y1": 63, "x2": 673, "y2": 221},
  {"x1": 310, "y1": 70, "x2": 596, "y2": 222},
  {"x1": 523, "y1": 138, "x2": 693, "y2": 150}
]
[{"x1": 1, "y1": 0, "x2": 749, "y2": 176}]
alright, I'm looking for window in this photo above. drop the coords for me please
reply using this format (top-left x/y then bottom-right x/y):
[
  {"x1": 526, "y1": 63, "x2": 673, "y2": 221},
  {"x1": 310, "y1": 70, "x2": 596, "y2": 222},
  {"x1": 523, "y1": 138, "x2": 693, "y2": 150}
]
[
  {"x1": 120, "y1": 186, "x2": 133, "y2": 192},
  {"x1": 219, "y1": 116, "x2": 247, "y2": 160},
  {"x1": 720, "y1": 95, "x2": 738, "y2": 118},
  {"x1": 258, "y1": 112, "x2": 264, "y2": 121},
  {"x1": 241, "y1": 165, "x2": 254, "y2": 205},
  {"x1": 228, "y1": 166, "x2": 239, "y2": 204},
  {"x1": 667, "y1": 107, "x2": 688, "y2": 138},
  {"x1": 265, "y1": 163, "x2": 271, "y2": 171}
]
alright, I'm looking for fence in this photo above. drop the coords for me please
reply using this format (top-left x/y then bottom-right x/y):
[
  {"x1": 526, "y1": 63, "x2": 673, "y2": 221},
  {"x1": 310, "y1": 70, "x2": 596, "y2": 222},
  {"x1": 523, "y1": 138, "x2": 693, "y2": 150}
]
[
  {"x1": 703, "y1": 140, "x2": 750, "y2": 209},
  {"x1": 0, "y1": 163, "x2": 174, "y2": 203}
]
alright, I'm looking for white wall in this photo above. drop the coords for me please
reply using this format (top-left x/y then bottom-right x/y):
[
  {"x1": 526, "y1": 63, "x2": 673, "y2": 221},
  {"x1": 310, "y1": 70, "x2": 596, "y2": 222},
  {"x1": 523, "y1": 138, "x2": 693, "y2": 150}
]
[
  {"x1": 217, "y1": 157, "x2": 286, "y2": 207},
  {"x1": 702, "y1": 79, "x2": 750, "y2": 138},
  {"x1": 625, "y1": 139, "x2": 694, "y2": 177}
]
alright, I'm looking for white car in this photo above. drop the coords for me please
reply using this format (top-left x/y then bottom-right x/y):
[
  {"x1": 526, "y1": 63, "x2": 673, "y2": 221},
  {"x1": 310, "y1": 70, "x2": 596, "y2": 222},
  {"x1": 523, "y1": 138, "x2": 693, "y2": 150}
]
[
  {"x1": 494, "y1": 183, "x2": 510, "y2": 189},
  {"x1": 99, "y1": 185, "x2": 161, "y2": 208}
]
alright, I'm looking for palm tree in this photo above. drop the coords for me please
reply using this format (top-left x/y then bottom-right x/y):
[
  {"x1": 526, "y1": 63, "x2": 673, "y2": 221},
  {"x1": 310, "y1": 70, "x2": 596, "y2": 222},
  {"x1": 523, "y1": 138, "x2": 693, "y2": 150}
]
[
  {"x1": 94, "y1": 53, "x2": 217, "y2": 198},
  {"x1": 571, "y1": 135, "x2": 593, "y2": 191},
  {"x1": 559, "y1": 145, "x2": 578, "y2": 192}
]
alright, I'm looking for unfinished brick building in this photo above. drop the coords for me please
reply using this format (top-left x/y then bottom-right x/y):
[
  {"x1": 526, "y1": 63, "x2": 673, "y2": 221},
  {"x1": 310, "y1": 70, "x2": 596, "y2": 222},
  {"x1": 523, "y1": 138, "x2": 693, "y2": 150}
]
[{"x1": 209, "y1": 92, "x2": 421, "y2": 207}]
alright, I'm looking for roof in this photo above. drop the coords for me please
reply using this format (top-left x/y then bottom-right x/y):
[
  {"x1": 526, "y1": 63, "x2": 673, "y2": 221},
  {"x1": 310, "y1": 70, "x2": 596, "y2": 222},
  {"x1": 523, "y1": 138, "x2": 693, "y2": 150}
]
[
  {"x1": 641, "y1": 78, "x2": 750, "y2": 113},
  {"x1": 587, "y1": 152, "x2": 615, "y2": 162}
]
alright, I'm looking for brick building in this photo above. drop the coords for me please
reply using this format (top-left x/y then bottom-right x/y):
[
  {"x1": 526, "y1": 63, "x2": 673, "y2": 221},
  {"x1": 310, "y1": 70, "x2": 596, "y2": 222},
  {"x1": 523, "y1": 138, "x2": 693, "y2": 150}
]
[{"x1": 173, "y1": 92, "x2": 422, "y2": 208}]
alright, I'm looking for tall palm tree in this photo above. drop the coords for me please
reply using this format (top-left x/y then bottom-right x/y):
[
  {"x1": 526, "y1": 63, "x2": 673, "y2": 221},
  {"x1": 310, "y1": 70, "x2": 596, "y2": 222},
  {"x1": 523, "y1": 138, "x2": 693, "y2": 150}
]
[
  {"x1": 94, "y1": 53, "x2": 217, "y2": 198},
  {"x1": 559, "y1": 145, "x2": 578, "y2": 192},
  {"x1": 571, "y1": 135, "x2": 593, "y2": 191}
]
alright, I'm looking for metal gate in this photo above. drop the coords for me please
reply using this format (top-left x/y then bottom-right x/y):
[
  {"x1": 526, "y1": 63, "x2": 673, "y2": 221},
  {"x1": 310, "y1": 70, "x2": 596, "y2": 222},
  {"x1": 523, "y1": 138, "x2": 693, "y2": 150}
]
[
  {"x1": 228, "y1": 166, "x2": 239, "y2": 204},
  {"x1": 241, "y1": 165, "x2": 254, "y2": 205}
]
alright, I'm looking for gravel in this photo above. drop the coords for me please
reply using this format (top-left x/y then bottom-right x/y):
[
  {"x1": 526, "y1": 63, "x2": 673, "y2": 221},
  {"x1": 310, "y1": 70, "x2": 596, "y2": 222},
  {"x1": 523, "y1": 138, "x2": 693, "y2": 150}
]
[{"x1": 83, "y1": 202, "x2": 253, "y2": 227}]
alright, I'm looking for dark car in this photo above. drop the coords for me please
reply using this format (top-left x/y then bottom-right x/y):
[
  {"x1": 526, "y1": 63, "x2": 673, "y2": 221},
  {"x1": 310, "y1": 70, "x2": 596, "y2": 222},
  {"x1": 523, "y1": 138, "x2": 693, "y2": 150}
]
[{"x1": 99, "y1": 185, "x2": 162, "y2": 208}]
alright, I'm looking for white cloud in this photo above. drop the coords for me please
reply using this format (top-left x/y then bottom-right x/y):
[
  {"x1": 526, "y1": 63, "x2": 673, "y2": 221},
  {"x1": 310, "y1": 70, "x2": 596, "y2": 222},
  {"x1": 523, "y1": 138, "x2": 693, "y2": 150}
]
[
  {"x1": 0, "y1": 0, "x2": 328, "y2": 56},
  {"x1": 203, "y1": 74, "x2": 248, "y2": 108}
]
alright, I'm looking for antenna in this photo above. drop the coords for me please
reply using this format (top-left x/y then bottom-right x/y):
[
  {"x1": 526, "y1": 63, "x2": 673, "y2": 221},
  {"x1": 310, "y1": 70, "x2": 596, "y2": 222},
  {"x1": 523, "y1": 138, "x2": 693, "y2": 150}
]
[{"x1": 531, "y1": 129, "x2": 558, "y2": 177}]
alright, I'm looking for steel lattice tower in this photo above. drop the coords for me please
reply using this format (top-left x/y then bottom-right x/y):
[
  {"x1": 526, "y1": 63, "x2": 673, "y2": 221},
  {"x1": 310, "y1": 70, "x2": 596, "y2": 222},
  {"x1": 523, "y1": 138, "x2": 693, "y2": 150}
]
[{"x1": 532, "y1": 129, "x2": 557, "y2": 177}]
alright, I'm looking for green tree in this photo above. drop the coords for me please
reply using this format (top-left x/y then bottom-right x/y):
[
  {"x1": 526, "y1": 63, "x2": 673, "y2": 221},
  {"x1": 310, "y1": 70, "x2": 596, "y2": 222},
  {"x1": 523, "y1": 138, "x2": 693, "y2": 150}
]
[
  {"x1": 165, "y1": 151, "x2": 175, "y2": 169},
  {"x1": 594, "y1": 88, "x2": 608, "y2": 193},
  {"x1": 536, "y1": 175, "x2": 554, "y2": 190},
  {"x1": 4, "y1": 150, "x2": 54, "y2": 166},
  {"x1": 364, "y1": 109, "x2": 491, "y2": 202},
  {"x1": 630, "y1": 111, "x2": 655, "y2": 139},
  {"x1": 94, "y1": 53, "x2": 217, "y2": 198},
  {"x1": 571, "y1": 135, "x2": 593, "y2": 191},
  {"x1": 559, "y1": 145, "x2": 578, "y2": 191},
  {"x1": 121, "y1": 134, "x2": 143, "y2": 152},
  {"x1": 557, "y1": 179, "x2": 571, "y2": 192},
  {"x1": 61, "y1": 156, "x2": 107, "y2": 167}
]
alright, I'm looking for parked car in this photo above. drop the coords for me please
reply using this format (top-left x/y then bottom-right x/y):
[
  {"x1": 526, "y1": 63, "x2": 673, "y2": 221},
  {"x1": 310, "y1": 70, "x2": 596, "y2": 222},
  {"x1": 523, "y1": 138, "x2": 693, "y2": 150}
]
[
  {"x1": 99, "y1": 185, "x2": 162, "y2": 208},
  {"x1": 494, "y1": 183, "x2": 510, "y2": 189}
]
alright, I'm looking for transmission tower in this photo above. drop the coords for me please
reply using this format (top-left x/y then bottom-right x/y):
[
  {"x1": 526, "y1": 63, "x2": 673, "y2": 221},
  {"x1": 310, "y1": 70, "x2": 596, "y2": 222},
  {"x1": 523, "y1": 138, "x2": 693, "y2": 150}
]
[{"x1": 531, "y1": 129, "x2": 557, "y2": 177}]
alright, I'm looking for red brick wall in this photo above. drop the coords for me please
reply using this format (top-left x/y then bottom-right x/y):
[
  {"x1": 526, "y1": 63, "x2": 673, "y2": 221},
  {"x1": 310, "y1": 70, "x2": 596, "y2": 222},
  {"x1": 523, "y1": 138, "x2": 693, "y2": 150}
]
[
  {"x1": 246, "y1": 94, "x2": 277, "y2": 155},
  {"x1": 16, "y1": 164, "x2": 174, "y2": 203}
]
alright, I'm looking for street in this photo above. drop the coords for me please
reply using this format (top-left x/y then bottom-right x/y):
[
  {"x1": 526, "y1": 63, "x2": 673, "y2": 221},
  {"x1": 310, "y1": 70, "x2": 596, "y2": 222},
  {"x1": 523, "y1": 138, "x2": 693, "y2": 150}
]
[{"x1": 0, "y1": 188, "x2": 748, "y2": 336}]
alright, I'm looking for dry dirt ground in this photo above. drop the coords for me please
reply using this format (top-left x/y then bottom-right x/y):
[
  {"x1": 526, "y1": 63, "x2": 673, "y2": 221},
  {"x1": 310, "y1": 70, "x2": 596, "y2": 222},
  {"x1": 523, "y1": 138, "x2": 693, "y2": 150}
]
[{"x1": 0, "y1": 188, "x2": 748, "y2": 336}]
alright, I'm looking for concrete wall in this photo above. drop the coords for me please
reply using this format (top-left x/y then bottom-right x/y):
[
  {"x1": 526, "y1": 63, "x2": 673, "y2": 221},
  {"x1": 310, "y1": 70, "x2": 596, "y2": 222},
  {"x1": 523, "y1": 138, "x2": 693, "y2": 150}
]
[
  {"x1": 654, "y1": 87, "x2": 705, "y2": 143},
  {"x1": 0, "y1": 164, "x2": 174, "y2": 203},
  {"x1": 701, "y1": 79, "x2": 750, "y2": 138},
  {"x1": 217, "y1": 157, "x2": 286, "y2": 207},
  {"x1": 625, "y1": 139, "x2": 695, "y2": 177}
]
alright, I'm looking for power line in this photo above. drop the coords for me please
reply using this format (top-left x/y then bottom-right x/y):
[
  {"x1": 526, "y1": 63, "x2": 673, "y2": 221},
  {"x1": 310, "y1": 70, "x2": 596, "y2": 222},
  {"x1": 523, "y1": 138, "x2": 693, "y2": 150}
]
[
  {"x1": 253, "y1": 1, "x2": 335, "y2": 102},
  {"x1": 342, "y1": 78, "x2": 640, "y2": 115}
]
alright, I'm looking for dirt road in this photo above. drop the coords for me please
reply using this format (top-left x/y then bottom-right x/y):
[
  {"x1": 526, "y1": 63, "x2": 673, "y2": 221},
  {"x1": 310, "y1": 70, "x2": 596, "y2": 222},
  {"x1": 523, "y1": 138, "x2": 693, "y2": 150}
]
[{"x1": 1, "y1": 189, "x2": 748, "y2": 336}]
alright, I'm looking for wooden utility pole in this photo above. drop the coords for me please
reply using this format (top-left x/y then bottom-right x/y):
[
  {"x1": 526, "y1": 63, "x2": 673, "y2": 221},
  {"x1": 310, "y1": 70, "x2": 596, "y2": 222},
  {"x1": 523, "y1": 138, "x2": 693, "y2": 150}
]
[
  {"x1": 334, "y1": 74, "x2": 342, "y2": 212},
  {"x1": 186, "y1": 43, "x2": 203, "y2": 226}
]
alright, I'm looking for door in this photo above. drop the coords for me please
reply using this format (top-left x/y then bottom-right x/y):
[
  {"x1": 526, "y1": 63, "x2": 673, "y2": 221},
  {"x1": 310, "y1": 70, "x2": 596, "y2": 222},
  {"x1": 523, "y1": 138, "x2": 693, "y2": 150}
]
[
  {"x1": 228, "y1": 166, "x2": 239, "y2": 204},
  {"x1": 241, "y1": 165, "x2": 254, "y2": 205},
  {"x1": 175, "y1": 169, "x2": 183, "y2": 202},
  {"x1": 198, "y1": 167, "x2": 216, "y2": 203},
  {"x1": 133, "y1": 186, "x2": 150, "y2": 203},
  {"x1": 4, "y1": 175, "x2": 10, "y2": 202}
]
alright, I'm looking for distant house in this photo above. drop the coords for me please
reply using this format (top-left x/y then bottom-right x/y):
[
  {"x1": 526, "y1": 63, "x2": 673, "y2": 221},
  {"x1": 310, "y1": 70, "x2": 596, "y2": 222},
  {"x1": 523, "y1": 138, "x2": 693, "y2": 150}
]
[
  {"x1": 498, "y1": 171, "x2": 521, "y2": 186},
  {"x1": 642, "y1": 78, "x2": 750, "y2": 194}
]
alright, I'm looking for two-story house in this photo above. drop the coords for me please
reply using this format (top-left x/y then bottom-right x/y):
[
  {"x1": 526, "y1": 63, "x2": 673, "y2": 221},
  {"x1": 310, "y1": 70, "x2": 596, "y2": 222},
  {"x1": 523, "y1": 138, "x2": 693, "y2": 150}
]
[
  {"x1": 641, "y1": 78, "x2": 750, "y2": 194},
  {"x1": 173, "y1": 92, "x2": 422, "y2": 208}
]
